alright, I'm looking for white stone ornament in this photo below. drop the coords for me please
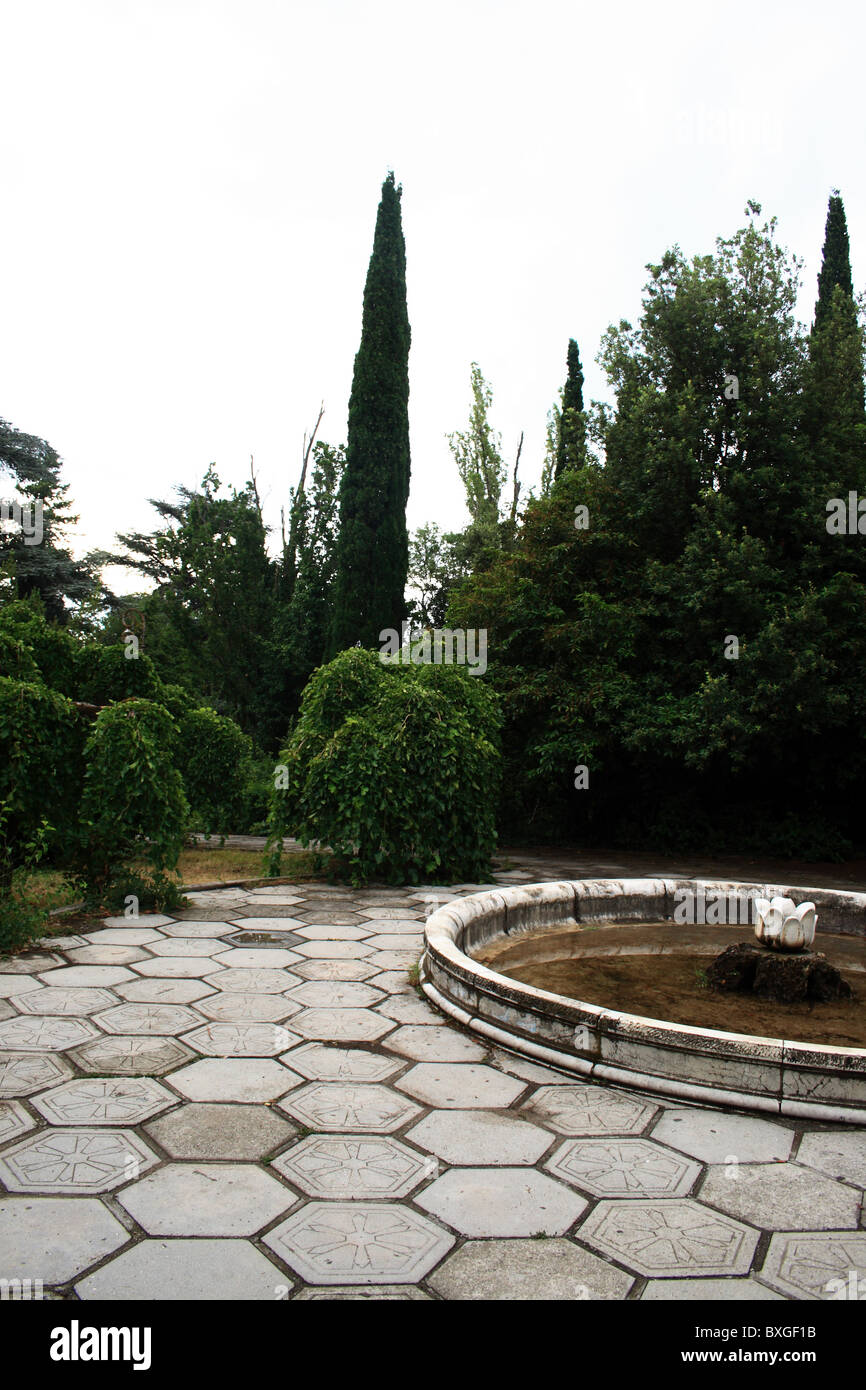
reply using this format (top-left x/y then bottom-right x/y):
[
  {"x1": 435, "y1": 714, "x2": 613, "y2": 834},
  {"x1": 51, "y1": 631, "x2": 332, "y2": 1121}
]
[{"x1": 753, "y1": 897, "x2": 817, "y2": 951}]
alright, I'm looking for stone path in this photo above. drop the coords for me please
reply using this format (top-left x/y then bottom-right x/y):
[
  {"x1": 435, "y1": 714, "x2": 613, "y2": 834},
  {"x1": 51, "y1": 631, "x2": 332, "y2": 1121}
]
[{"x1": 1, "y1": 856, "x2": 865, "y2": 1301}]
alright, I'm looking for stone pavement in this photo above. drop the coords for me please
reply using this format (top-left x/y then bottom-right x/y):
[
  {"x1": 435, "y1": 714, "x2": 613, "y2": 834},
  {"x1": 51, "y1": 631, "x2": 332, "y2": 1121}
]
[{"x1": 1, "y1": 855, "x2": 865, "y2": 1301}]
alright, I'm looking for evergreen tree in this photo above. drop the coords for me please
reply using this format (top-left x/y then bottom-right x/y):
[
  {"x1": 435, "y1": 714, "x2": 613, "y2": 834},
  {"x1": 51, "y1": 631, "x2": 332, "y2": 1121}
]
[
  {"x1": 814, "y1": 191, "x2": 855, "y2": 331},
  {"x1": 0, "y1": 418, "x2": 104, "y2": 621},
  {"x1": 554, "y1": 338, "x2": 586, "y2": 478},
  {"x1": 329, "y1": 173, "x2": 411, "y2": 653}
]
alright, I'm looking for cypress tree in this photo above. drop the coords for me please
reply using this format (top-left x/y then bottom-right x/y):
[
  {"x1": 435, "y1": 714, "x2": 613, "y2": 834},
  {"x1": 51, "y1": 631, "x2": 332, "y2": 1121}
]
[
  {"x1": 554, "y1": 337, "x2": 586, "y2": 479},
  {"x1": 329, "y1": 173, "x2": 411, "y2": 654},
  {"x1": 814, "y1": 191, "x2": 855, "y2": 331}
]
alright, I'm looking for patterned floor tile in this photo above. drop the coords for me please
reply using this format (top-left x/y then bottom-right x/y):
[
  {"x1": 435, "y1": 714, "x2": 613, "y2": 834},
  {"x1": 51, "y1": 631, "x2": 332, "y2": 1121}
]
[
  {"x1": 113, "y1": 979, "x2": 216, "y2": 1004},
  {"x1": 195, "y1": 992, "x2": 301, "y2": 1023},
  {"x1": 185, "y1": 1021, "x2": 300, "y2": 1057},
  {"x1": 264, "y1": 1201, "x2": 453, "y2": 1283},
  {"x1": 206, "y1": 967, "x2": 299, "y2": 993},
  {"x1": 286, "y1": 981, "x2": 385, "y2": 1009},
  {"x1": 522, "y1": 1083, "x2": 657, "y2": 1136},
  {"x1": 0, "y1": 1052, "x2": 72, "y2": 1096},
  {"x1": 289, "y1": 1007, "x2": 396, "y2": 1043},
  {"x1": 70, "y1": 1034, "x2": 195, "y2": 1075},
  {"x1": 286, "y1": 1044, "x2": 404, "y2": 1084},
  {"x1": 92, "y1": 1003, "x2": 202, "y2": 1035},
  {"x1": 759, "y1": 1232, "x2": 866, "y2": 1300},
  {"x1": 291, "y1": 959, "x2": 379, "y2": 982},
  {"x1": 546, "y1": 1138, "x2": 701, "y2": 1198},
  {"x1": 33, "y1": 1077, "x2": 175, "y2": 1126},
  {"x1": 580, "y1": 1198, "x2": 758, "y2": 1277},
  {"x1": 272, "y1": 1135, "x2": 434, "y2": 1198},
  {"x1": 0, "y1": 1098, "x2": 36, "y2": 1145},
  {"x1": 0, "y1": 1127, "x2": 158, "y2": 1192},
  {"x1": 11, "y1": 987, "x2": 118, "y2": 1016},
  {"x1": 279, "y1": 1081, "x2": 421, "y2": 1132},
  {"x1": 0, "y1": 1016, "x2": 99, "y2": 1051}
]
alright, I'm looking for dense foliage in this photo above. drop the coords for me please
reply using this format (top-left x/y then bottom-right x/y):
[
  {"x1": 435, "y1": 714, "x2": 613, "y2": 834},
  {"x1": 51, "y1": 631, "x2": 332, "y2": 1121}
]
[{"x1": 268, "y1": 648, "x2": 502, "y2": 884}]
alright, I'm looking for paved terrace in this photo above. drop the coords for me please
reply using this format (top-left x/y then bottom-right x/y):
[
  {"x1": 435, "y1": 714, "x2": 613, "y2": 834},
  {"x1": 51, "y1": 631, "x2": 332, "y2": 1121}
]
[{"x1": 1, "y1": 851, "x2": 865, "y2": 1301}]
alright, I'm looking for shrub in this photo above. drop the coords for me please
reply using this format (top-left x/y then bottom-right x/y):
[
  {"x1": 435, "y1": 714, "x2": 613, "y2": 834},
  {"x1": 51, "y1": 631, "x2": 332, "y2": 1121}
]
[
  {"x1": 177, "y1": 707, "x2": 252, "y2": 835},
  {"x1": 268, "y1": 648, "x2": 502, "y2": 884},
  {"x1": 73, "y1": 643, "x2": 165, "y2": 706},
  {"x1": 78, "y1": 699, "x2": 187, "y2": 908},
  {"x1": 0, "y1": 677, "x2": 84, "y2": 883}
]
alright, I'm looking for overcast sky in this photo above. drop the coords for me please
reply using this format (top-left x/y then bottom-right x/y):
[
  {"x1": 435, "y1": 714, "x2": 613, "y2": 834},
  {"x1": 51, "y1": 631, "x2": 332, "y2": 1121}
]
[{"x1": 1, "y1": 0, "x2": 863, "y2": 592}]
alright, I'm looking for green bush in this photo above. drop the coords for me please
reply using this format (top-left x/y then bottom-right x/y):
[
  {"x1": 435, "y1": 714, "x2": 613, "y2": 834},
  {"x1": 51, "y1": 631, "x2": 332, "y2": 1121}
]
[
  {"x1": 178, "y1": 706, "x2": 252, "y2": 835},
  {"x1": 0, "y1": 600, "x2": 80, "y2": 695},
  {"x1": 78, "y1": 699, "x2": 187, "y2": 908},
  {"x1": 0, "y1": 677, "x2": 84, "y2": 882},
  {"x1": 268, "y1": 648, "x2": 501, "y2": 884},
  {"x1": 73, "y1": 643, "x2": 165, "y2": 706}
]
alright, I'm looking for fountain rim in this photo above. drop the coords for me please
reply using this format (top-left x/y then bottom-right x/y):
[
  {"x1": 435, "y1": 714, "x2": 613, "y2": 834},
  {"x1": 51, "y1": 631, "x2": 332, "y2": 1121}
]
[{"x1": 421, "y1": 876, "x2": 866, "y2": 1125}]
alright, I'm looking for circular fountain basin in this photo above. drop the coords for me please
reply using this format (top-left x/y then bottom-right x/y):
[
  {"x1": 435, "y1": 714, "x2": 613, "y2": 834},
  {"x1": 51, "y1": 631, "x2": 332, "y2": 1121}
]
[{"x1": 421, "y1": 878, "x2": 866, "y2": 1124}]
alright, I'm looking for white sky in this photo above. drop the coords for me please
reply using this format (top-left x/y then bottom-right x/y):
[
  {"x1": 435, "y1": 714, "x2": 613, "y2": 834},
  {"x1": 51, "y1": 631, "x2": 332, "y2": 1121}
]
[{"x1": 1, "y1": 0, "x2": 863, "y2": 593}]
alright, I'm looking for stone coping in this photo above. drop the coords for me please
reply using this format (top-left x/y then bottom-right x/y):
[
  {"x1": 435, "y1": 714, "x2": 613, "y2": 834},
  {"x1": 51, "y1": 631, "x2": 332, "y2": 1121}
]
[{"x1": 421, "y1": 878, "x2": 866, "y2": 1126}]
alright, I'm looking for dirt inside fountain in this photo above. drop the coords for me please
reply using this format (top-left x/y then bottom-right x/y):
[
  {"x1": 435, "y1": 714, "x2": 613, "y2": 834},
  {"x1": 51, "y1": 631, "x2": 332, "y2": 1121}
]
[{"x1": 475, "y1": 921, "x2": 866, "y2": 1047}]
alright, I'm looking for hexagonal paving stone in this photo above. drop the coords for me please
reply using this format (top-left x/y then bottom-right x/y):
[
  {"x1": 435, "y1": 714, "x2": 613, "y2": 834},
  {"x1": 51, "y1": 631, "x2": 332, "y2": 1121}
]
[
  {"x1": 145, "y1": 937, "x2": 230, "y2": 957},
  {"x1": 0, "y1": 1000, "x2": 14, "y2": 1020},
  {"x1": 365, "y1": 934, "x2": 423, "y2": 952},
  {"x1": 293, "y1": 941, "x2": 374, "y2": 960},
  {"x1": 63, "y1": 944, "x2": 150, "y2": 966},
  {"x1": 376, "y1": 994, "x2": 441, "y2": 1025},
  {"x1": 294, "y1": 925, "x2": 367, "y2": 942},
  {"x1": 144, "y1": 1102, "x2": 296, "y2": 1159},
  {"x1": 221, "y1": 931, "x2": 305, "y2": 949},
  {"x1": 265, "y1": 1201, "x2": 452, "y2": 1284},
  {"x1": 287, "y1": 981, "x2": 385, "y2": 1009},
  {"x1": 0, "y1": 952, "x2": 64, "y2": 973},
  {"x1": 759, "y1": 1232, "x2": 866, "y2": 1300},
  {"x1": 369, "y1": 971, "x2": 413, "y2": 994},
  {"x1": 289, "y1": 1008, "x2": 396, "y2": 1043},
  {"x1": 0, "y1": 1051, "x2": 72, "y2": 1096},
  {"x1": 280, "y1": 1082, "x2": 421, "y2": 1133},
  {"x1": 169, "y1": 1058, "x2": 303, "y2": 1103},
  {"x1": 0, "y1": 1128, "x2": 158, "y2": 1192},
  {"x1": 286, "y1": 1044, "x2": 404, "y2": 1084},
  {"x1": 796, "y1": 1130, "x2": 866, "y2": 1189},
  {"x1": 273, "y1": 1135, "x2": 434, "y2": 1198},
  {"x1": 580, "y1": 1199, "x2": 758, "y2": 1277},
  {"x1": 368, "y1": 950, "x2": 421, "y2": 971},
  {"x1": 113, "y1": 978, "x2": 216, "y2": 1004},
  {"x1": 358, "y1": 918, "x2": 426, "y2": 934},
  {"x1": 416, "y1": 1167, "x2": 586, "y2": 1237},
  {"x1": 698, "y1": 1162, "x2": 861, "y2": 1230},
  {"x1": 292, "y1": 959, "x2": 379, "y2": 982},
  {"x1": 211, "y1": 948, "x2": 301, "y2": 970},
  {"x1": 0, "y1": 1196, "x2": 130, "y2": 1283},
  {"x1": 545, "y1": 1138, "x2": 701, "y2": 1198},
  {"x1": 118, "y1": 1162, "x2": 295, "y2": 1235},
  {"x1": 0, "y1": 1098, "x2": 35, "y2": 1145},
  {"x1": 406, "y1": 1109, "x2": 554, "y2": 1167},
  {"x1": 83, "y1": 928, "x2": 164, "y2": 945},
  {"x1": 522, "y1": 1083, "x2": 657, "y2": 1135},
  {"x1": 133, "y1": 957, "x2": 226, "y2": 979},
  {"x1": 76, "y1": 1238, "x2": 289, "y2": 1300},
  {"x1": 383, "y1": 1025, "x2": 486, "y2": 1064},
  {"x1": 11, "y1": 987, "x2": 118, "y2": 1016},
  {"x1": 196, "y1": 992, "x2": 300, "y2": 1023},
  {"x1": 296, "y1": 910, "x2": 366, "y2": 927},
  {"x1": 397, "y1": 1063, "x2": 526, "y2": 1110},
  {"x1": 651, "y1": 1108, "x2": 794, "y2": 1164},
  {"x1": 185, "y1": 1022, "x2": 300, "y2": 1057},
  {"x1": 0, "y1": 1016, "x2": 99, "y2": 1051},
  {"x1": 246, "y1": 890, "x2": 304, "y2": 904},
  {"x1": 36, "y1": 966, "x2": 136, "y2": 988},
  {"x1": 93, "y1": 1003, "x2": 202, "y2": 1035},
  {"x1": 356, "y1": 908, "x2": 424, "y2": 920},
  {"x1": 227, "y1": 917, "x2": 308, "y2": 933},
  {"x1": 159, "y1": 921, "x2": 238, "y2": 938},
  {"x1": 71, "y1": 1034, "x2": 195, "y2": 1075},
  {"x1": 428, "y1": 1237, "x2": 634, "y2": 1301},
  {"x1": 0, "y1": 975, "x2": 44, "y2": 998},
  {"x1": 207, "y1": 967, "x2": 297, "y2": 994},
  {"x1": 32, "y1": 1078, "x2": 175, "y2": 1127}
]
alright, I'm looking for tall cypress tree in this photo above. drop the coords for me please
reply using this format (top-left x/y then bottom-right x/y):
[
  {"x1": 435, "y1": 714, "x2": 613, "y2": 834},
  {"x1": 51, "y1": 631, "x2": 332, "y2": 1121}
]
[
  {"x1": 329, "y1": 173, "x2": 411, "y2": 653},
  {"x1": 554, "y1": 337, "x2": 586, "y2": 479},
  {"x1": 814, "y1": 191, "x2": 855, "y2": 331}
]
